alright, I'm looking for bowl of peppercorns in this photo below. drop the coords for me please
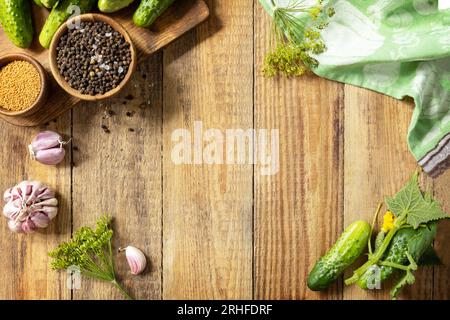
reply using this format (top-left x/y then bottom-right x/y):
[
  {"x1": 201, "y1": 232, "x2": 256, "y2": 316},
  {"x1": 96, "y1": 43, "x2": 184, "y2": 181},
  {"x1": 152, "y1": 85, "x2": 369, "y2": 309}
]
[{"x1": 49, "y1": 14, "x2": 137, "y2": 101}]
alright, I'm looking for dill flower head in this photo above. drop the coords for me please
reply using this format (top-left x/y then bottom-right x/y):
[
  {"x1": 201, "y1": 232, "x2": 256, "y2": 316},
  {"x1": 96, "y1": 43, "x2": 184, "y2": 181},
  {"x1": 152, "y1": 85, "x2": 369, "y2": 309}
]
[
  {"x1": 49, "y1": 215, "x2": 113, "y2": 270},
  {"x1": 263, "y1": 0, "x2": 335, "y2": 78}
]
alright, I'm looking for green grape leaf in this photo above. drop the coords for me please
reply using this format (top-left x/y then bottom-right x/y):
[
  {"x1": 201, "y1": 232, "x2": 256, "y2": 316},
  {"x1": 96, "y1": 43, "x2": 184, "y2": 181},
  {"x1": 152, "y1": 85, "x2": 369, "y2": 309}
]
[
  {"x1": 390, "y1": 270, "x2": 415, "y2": 300},
  {"x1": 385, "y1": 172, "x2": 422, "y2": 217},
  {"x1": 386, "y1": 173, "x2": 449, "y2": 228}
]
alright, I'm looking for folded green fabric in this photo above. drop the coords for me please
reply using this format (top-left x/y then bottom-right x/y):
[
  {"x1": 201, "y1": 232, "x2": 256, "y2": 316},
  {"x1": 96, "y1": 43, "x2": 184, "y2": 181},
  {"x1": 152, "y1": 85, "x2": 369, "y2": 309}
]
[{"x1": 260, "y1": 0, "x2": 450, "y2": 177}]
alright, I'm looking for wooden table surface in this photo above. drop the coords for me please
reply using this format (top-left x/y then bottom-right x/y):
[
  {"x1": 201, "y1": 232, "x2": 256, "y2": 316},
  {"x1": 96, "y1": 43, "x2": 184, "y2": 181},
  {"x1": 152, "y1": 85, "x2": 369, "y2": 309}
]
[{"x1": 0, "y1": 0, "x2": 448, "y2": 300}]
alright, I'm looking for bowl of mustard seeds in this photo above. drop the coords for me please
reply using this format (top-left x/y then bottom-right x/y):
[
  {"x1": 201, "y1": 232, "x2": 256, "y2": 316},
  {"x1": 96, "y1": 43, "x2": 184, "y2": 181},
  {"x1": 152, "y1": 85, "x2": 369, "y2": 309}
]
[{"x1": 0, "y1": 54, "x2": 49, "y2": 117}]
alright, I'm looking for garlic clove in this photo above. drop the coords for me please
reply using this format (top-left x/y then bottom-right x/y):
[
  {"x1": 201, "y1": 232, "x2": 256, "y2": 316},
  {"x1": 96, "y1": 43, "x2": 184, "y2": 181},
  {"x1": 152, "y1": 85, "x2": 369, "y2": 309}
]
[
  {"x1": 21, "y1": 219, "x2": 36, "y2": 233},
  {"x1": 34, "y1": 148, "x2": 66, "y2": 166},
  {"x1": 31, "y1": 212, "x2": 51, "y2": 228},
  {"x1": 8, "y1": 220, "x2": 23, "y2": 233},
  {"x1": 3, "y1": 201, "x2": 19, "y2": 219},
  {"x1": 32, "y1": 198, "x2": 58, "y2": 213},
  {"x1": 40, "y1": 206, "x2": 58, "y2": 220},
  {"x1": 35, "y1": 187, "x2": 56, "y2": 201},
  {"x1": 31, "y1": 131, "x2": 62, "y2": 151},
  {"x1": 121, "y1": 246, "x2": 147, "y2": 275},
  {"x1": 4, "y1": 188, "x2": 13, "y2": 202},
  {"x1": 29, "y1": 131, "x2": 69, "y2": 166}
]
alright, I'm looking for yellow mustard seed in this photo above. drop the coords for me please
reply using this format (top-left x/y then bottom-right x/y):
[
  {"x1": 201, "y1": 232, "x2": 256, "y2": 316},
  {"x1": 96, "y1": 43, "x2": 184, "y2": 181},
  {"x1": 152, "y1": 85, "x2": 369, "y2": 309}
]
[{"x1": 0, "y1": 61, "x2": 41, "y2": 112}]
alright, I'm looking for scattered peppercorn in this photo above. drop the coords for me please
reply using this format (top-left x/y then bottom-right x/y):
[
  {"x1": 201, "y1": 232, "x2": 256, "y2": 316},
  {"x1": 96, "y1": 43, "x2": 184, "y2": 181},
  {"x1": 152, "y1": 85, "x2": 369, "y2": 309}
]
[
  {"x1": 101, "y1": 124, "x2": 110, "y2": 133},
  {"x1": 128, "y1": 128, "x2": 135, "y2": 132},
  {"x1": 56, "y1": 21, "x2": 132, "y2": 96},
  {"x1": 0, "y1": 61, "x2": 41, "y2": 112},
  {"x1": 126, "y1": 111, "x2": 135, "y2": 117},
  {"x1": 103, "y1": 109, "x2": 116, "y2": 119}
]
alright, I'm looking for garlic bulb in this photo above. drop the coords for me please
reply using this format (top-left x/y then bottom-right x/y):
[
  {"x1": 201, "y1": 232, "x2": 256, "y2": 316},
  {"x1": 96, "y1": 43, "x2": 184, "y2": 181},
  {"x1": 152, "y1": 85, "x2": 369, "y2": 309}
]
[
  {"x1": 29, "y1": 131, "x2": 70, "y2": 165},
  {"x1": 120, "y1": 246, "x2": 147, "y2": 275},
  {"x1": 3, "y1": 181, "x2": 58, "y2": 233}
]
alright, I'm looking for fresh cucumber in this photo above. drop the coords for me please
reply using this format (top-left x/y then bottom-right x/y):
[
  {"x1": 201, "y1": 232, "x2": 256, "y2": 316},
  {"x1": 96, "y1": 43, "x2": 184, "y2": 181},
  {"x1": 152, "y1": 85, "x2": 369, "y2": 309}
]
[
  {"x1": 98, "y1": 0, "x2": 134, "y2": 13},
  {"x1": 0, "y1": 0, "x2": 34, "y2": 48},
  {"x1": 40, "y1": 0, "x2": 58, "y2": 8},
  {"x1": 133, "y1": 0, "x2": 175, "y2": 28},
  {"x1": 357, "y1": 224, "x2": 436, "y2": 289},
  {"x1": 39, "y1": 0, "x2": 96, "y2": 48},
  {"x1": 307, "y1": 221, "x2": 371, "y2": 291}
]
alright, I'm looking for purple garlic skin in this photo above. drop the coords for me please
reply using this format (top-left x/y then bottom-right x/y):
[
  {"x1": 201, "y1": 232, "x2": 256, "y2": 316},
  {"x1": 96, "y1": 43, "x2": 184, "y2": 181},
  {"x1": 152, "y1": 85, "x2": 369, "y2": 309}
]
[
  {"x1": 122, "y1": 246, "x2": 147, "y2": 275},
  {"x1": 29, "y1": 131, "x2": 67, "y2": 166},
  {"x1": 3, "y1": 181, "x2": 58, "y2": 233}
]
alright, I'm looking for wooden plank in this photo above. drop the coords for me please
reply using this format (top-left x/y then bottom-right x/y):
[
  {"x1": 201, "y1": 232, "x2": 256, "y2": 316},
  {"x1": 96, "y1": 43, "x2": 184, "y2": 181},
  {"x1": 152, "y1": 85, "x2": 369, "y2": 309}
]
[
  {"x1": 254, "y1": 2, "x2": 345, "y2": 300},
  {"x1": 343, "y1": 87, "x2": 433, "y2": 300},
  {"x1": 71, "y1": 55, "x2": 163, "y2": 300},
  {"x1": 433, "y1": 170, "x2": 450, "y2": 300},
  {"x1": 0, "y1": 115, "x2": 71, "y2": 299},
  {"x1": 162, "y1": 0, "x2": 254, "y2": 299},
  {"x1": 0, "y1": 0, "x2": 209, "y2": 127}
]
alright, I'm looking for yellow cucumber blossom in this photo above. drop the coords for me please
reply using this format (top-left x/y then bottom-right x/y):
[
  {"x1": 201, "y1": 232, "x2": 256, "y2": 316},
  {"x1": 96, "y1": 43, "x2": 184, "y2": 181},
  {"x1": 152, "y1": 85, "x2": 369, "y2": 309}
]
[{"x1": 381, "y1": 211, "x2": 395, "y2": 233}]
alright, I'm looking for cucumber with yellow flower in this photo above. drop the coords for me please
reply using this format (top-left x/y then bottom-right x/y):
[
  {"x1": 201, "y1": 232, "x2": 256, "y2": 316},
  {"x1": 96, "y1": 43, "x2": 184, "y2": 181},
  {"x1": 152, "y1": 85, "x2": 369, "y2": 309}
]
[{"x1": 308, "y1": 171, "x2": 449, "y2": 299}]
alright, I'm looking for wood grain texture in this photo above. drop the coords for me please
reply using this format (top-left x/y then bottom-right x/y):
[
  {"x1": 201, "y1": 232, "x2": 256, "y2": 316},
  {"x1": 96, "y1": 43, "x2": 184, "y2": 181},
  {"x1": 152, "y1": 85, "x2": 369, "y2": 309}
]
[
  {"x1": 0, "y1": 115, "x2": 72, "y2": 299},
  {"x1": 0, "y1": 0, "x2": 448, "y2": 301},
  {"x1": 0, "y1": 0, "x2": 209, "y2": 127},
  {"x1": 254, "y1": 3, "x2": 345, "y2": 300},
  {"x1": 71, "y1": 55, "x2": 163, "y2": 300},
  {"x1": 342, "y1": 87, "x2": 434, "y2": 300},
  {"x1": 433, "y1": 171, "x2": 450, "y2": 300},
  {"x1": 162, "y1": 0, "x2": 254, "y2": 299}
]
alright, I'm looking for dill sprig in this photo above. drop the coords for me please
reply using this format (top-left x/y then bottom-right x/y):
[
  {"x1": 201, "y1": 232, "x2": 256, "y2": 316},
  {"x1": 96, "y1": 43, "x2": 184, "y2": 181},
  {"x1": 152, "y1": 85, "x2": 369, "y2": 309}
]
[
  {"x1": 49, "y1": 216, "x2": 133, "y2": 300},
  {"x1": 263, "y1": 0, "x2": 335, "y2": 77}
]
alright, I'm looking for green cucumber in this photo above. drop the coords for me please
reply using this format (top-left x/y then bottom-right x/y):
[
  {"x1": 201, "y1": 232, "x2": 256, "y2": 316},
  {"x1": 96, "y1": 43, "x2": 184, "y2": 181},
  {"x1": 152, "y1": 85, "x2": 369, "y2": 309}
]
[
  {"x1": 0, "y1": 0, "x2": 34, "y2": 48},
  {"x1": 40, "y1": 0, "x2": 58, "y2": 8},
  {"x1": 357, "y1": 224, "x2": 436, "y2": 289},
  {"x1": 98, "y1": 0, "x2": 134, "y2": 13},
  {"x1": 39, "y1": 0, "x2": 96, "y2": 48},
  {"x1": 133, "y1": 0, "x2": 175, "y2": 28},
  {"x1": 307, "y1": 220, "x2": 371, "y2": 291}
]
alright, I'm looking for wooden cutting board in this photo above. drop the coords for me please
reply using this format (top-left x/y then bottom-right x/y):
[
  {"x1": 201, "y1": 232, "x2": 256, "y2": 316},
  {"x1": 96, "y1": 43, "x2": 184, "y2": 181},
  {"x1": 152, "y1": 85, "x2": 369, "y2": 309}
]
[{"x1": 0, "y1": 0, "x2": 209, "y2": 127}]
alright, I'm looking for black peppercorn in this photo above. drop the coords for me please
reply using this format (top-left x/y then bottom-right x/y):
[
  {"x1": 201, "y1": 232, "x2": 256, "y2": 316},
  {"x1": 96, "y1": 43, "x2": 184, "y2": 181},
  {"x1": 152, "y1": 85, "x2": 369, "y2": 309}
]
[{"x1": 56, "y1": 21, "x2": 132, "y2": 96}]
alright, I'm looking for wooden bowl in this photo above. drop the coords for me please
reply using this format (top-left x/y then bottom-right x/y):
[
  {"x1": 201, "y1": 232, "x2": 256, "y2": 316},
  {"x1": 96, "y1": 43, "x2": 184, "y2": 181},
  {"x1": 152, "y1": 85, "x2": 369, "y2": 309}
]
[
  {"x1": 49, "y1": 14, "x2": 137, "y2": 102},
  {"x1": 0, "y1": 53, "x2": 49, "y2": 117}
]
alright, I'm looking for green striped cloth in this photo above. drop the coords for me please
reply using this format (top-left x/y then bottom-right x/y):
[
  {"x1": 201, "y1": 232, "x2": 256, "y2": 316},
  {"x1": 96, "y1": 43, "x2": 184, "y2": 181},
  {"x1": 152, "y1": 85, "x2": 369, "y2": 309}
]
[{"x1": 260, "y1": 0, "x2": 450, "y2": 177}]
